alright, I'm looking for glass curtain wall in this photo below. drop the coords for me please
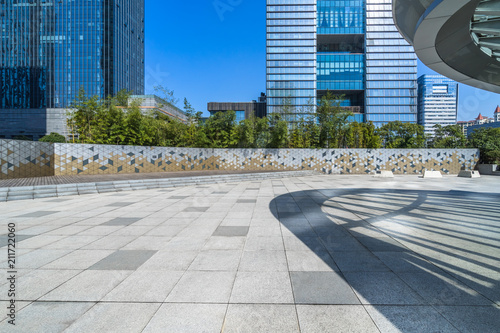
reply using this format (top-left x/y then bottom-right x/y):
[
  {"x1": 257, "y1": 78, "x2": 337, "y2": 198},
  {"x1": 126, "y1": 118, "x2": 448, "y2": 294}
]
[
  {"x1": 317, "y1": 0, "x2": 365, "y2": 122},
  {"x1": 266, "y1": 0, "x2": 317, "y2": 122},
  {"x1": 0, "y1": 0, "x2": 144, "y2": 109},
  {"x1": 365, "y1": 0, "x2": 417, "y2": 125}
]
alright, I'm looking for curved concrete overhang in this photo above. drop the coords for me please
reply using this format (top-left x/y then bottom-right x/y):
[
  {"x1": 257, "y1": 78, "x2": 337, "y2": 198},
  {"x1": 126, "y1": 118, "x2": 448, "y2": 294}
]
[{"x1": 393, "y1": 0, "x2": 500, "y2": 93}]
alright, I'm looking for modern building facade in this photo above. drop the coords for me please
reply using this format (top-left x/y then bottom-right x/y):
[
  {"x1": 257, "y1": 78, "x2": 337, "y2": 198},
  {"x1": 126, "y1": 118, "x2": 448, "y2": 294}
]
[
  {"x1": 130, "y1": 96, "x2": 189, "y2": 124},
  {"x1": 417, "y1": 75, "x2": 458, "y2": 137},
  {"x1": 266, "y1": 0, "x2": 418, "y2": 126},
  {"x1": 393, "y1": 0, "x2": 500, "y2": 94},
  {"x1": 207, "y1": 93, "x2": 267, "y2": 121},
  {"x1": 0, "y1": 0, "x2": 145, "y2": 139}
]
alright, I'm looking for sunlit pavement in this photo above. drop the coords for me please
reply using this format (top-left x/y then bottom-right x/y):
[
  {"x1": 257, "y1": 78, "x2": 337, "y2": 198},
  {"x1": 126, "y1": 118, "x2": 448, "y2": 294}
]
[{"x1": 1, "y1": 174, "x2": 499, "y2": 332}]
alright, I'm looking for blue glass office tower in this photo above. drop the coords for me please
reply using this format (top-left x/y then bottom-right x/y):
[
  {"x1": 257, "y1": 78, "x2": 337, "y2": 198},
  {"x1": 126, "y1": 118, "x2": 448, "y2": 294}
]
[
  {"x1": 266, "y1": 0, "x2": 317, "y2": 121},
  {"x1": 266, "y1": 0, "x2": 417, "y2": 126},
  {"x1": 365, "y1": 0, "x2": 417, "y2": 125},
  {"x1": 0, "y1": 0, "x2": 144, "y2": 138}
]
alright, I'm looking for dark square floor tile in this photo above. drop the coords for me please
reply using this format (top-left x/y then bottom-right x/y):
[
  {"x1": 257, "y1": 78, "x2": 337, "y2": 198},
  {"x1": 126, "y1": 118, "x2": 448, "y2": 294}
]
[
  {"x1": 16, "y1": 211, "x2": 59, "y2": 218},
  {"x1": 89, "y1": 250, "x2": 157, "y2": 270},
  {"x1": 237, "y1": 199, "x2": 257, "y2": 204},
  {"x1": 183, "y1": 207, "x2": 209, "y2": 212},
  {"x1": 46, "y1": 199, "x2": 71, "y2": 203},
  {"x1": 0, "y1": 234, "x2": 35, "y2": 247},
  {"x1": 290, "y1": 271, "x2": 360, "y2": 305},
  {"x1": 213, "y1": 226, "x2": 249, "y2": 237},
  {"x1": 106, "y1": 202, "x2": 134, "y2": 207},
  {"x1": 102, "y1": 218, "x2": 141, "y2": 226}
]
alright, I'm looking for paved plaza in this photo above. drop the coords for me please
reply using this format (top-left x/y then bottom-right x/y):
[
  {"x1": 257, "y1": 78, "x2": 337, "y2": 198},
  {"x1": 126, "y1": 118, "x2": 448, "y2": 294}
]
[{"x1": 1, "y1": 174, "x2": 499, "y2": 332}]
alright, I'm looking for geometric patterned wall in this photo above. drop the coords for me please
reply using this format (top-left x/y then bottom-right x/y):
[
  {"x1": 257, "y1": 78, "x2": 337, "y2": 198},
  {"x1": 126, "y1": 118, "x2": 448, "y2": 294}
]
[
  {"x1": 0, "y1": 139, "x2": 480, "y2": 179},
  {"x1": 0, "y1": 140, "x2": 54, "y2": 179}
]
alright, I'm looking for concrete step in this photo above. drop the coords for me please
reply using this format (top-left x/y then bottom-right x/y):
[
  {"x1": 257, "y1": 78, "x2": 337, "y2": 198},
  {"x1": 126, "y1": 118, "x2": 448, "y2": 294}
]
[{"x1": 0, "y1": 171, "x2": 317, "y2": 202}]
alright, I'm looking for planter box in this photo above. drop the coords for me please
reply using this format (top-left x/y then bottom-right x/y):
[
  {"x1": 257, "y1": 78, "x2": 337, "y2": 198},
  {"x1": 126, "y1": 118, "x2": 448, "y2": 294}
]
[{"x1": 477, "y1": 164, "x2": 500, "y2": 175}]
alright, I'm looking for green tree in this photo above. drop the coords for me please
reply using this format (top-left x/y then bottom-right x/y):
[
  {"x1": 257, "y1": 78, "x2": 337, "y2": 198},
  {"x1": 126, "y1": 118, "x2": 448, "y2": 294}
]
[
  {"x1": 204, "y1": 111, "x2": 238, "y2": 148},
  {"x1": 428, "y1": 124, "x2": 467, "y2": 149},
  {"x1": 268, "y1": 112, "x2": 289, "y2": 148},
  {"x1": 376, "y1": 121, "x2": 425, "y2": 148},
  {"x1": 469, "y1": 127, "x2": 500, "y2": 164},
  {"x1": 39, "y1": 132, "x2": 66, "y2": 143},
  {"x1": 317, "y1": 92, "x2": 352, "y2": 148}
]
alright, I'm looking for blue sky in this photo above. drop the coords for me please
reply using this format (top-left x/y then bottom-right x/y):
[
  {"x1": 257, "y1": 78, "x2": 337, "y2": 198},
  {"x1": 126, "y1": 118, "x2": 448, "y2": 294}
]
[{"x1": 145, "y1": 0, "x2": 500, "y2": 121}]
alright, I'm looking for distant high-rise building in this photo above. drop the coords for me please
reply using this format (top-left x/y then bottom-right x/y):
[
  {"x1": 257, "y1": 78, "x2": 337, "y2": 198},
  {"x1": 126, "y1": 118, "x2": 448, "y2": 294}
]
[
  {"x1": 0, "y1": 1, "x2": 145, "y2": 139},
  {"x1": 417, "y1": 75, "x2": 458, "y2": 137},
  {"x1": 266, "y1": 0, "x2": 418, "y2": 125}
]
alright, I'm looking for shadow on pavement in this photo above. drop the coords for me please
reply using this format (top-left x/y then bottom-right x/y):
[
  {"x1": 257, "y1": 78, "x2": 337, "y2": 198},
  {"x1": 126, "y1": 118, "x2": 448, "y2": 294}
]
[{"x1": 270, "y1": 187, "x2": 500, "y2": 332}]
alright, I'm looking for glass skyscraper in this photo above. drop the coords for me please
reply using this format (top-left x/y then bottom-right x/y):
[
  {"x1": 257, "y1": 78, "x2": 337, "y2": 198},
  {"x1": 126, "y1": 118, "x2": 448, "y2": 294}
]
[
  {"x1": 1, "y1": 0, "x2": 144, "y2": 138},
  {"x1": 266, "y1": 0, "x2": 317, "y2": 122},
  {"x1": 418, "y1": 75, "x2": 458, "y2": 137},
  {"x1": 266, "y1": 0, "x2": 417, "y2": 125}
]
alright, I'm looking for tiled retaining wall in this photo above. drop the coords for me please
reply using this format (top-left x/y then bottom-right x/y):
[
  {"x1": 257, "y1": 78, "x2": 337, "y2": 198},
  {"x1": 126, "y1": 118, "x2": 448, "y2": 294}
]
[{"x1": 0, "y1": 140, "x2": 480, "y2": 179}]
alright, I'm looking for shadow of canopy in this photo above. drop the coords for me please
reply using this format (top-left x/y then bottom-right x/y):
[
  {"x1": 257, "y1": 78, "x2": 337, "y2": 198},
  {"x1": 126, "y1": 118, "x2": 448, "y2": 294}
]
[{"x1": 270, "y1": 186, "x2": 500, "y2": 332}]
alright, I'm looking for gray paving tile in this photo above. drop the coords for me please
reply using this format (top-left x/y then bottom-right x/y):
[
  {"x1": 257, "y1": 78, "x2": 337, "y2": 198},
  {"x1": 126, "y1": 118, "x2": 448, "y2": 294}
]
[
  {"x1": 13, "y1": 270, "x2": 82, "y2": 301},
  {"x1": 89, "y1": 250, "x2": 157, "y2": 270},
  {"x1": 434, "y1": 305, "x2": 500, "y2": 333},
  {"x1": 103, "y1": 270, "x2": 183, "y2": 302},
  {"x1": 188, "y1": 249, "x2": 241, "y2": 271},
  {"x1": 15, "y1": 211, "x2": 59, "y2": 218},
  {"x1": 344, "y1": 272, "x2": 424, "y2": 305},
  {"x1": 16, "y1": 249, "x2": 72, "y2": 269},
  {"x1": 7, "y1": 301, "x2": 95, "y2": 333},
  {"x1": 230, "y1": 271, "x2": 294, "y2": 304},
  {"x1": 0, "y1": 234, "x2": 35, "y2": 248},
  {"x1": 283, "y1": 236, "x2": 326, "y2": 252},
  {"x1": 245, "y1": 236, "x2": 284, "y2": 251},
  {"x1": 331, "y1": 251, "x2": 391, "y2": 272},
  {"x1": 42, "y1": 250, "x2": 115, "y2": 270},
  {"x1": 286, "y1": 250, "x2": 338, "y2": 272},
  {"x1": 40, "y1": 270, "x2": 131, "y2": 302},
  {"x1": 203, "y1": 236, "x2": 246, "y2": 250},
  {"x1": 82, "y1": 235, "x2": 135, "y2": 250},
  {"x1": 212, "y1": 226, "x2": 249, "y2": 237},
  {"x1": 166, "y1": 271, "x2": 236, "y2": 303},
  {"x1": 143, "y1": 303, "x2": 227, "y2": 333},
  {"x1": 106, "y1": 202, "x2": 134, "y2": 207},
  {"x1": 239, "y1": 250, "x2": 288, "y2": 272},
  {"x1": 297, "y1": 305, "x2": 380, "y2": 333},
  {"x1": 321, "y1": 235, "x2": 367, "y2": 252},
  {"x1": 373, "y1": 251, "x2": 442, "y2": 273},
  {"x1": 43, "y1": 235, "x2": 104, "y2": 249},
  {"x1": 64, "y1": 303, "x2": 160, "y2": 333},
  {"x1": 356, "y1": 236, "x2": 408, "y2": 252},
  {"x1": 101, "y1": 217, "x2": 141, "y2": 226},
  {"x1": 398, "y1": 272, "x2": 492, "y2": 305},
  {"x1": 183, "y1": 206, "x2": 209, "y2": 212},
  {"x1": 169, "y1": 196, "x2": 189, "y2": 199},
  {"x1": 290, "y1": 271, "x2": 360, "y2": 305},
  {"x1": 223, "y1": 304, "x2": 300, "y2": 333},
  {"x1": 237, "y1": 199, "x2": 257, "y2": 203},
  {"x1": 45, "y1": 198, "x2": 72, "y2": 203},
  {"x1": 139, "y1": 250, "x2": 199, "y2": 271},
  {"x1": 365, "y1": 305, "x2": 460, "y2": 333}
]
